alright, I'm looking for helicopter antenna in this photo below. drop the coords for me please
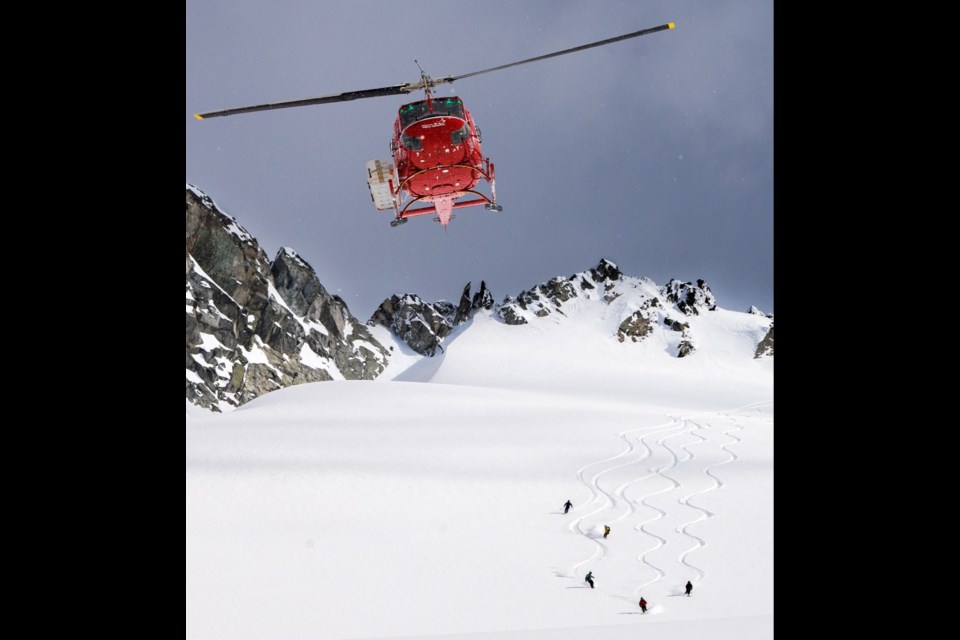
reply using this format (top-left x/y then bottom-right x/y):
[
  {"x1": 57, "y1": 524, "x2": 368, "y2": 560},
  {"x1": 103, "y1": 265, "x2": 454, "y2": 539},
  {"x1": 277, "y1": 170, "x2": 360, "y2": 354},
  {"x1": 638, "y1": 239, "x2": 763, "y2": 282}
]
[{"x1": 415, "y1": 59, "x2": 434, "y2": 107}]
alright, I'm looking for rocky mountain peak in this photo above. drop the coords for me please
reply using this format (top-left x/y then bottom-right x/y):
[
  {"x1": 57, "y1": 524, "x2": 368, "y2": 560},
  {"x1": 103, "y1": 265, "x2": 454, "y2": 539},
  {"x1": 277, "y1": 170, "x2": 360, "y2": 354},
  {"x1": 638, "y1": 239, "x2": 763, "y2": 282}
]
[
  {"x1": 369, "y1": 293, "x2": 456, "y2": 357},
  {"x1": 370, "y1": 280, "x2": 496, "y2": 356},
  {"x1": 591, "y1": 258, "x2": 622, "y2": 282},
  {"x1": 661, "y1": 278, "x2": 718, "y2": 315},
  {"x1": 186, "y1": 185, "x2": 272, "y2": 312},
  {"x1": 186, "y1": 185, "x2": 389, "y2": 412},
  {"x1": 495, "y1": 260, "x2": 727, "y2": 358},
  {"x1": 497, "y1": 258, "x2": 629, "y2": 325},
  {"x1": 454, "y1": 281, "x2": 495, "y2": 325},
  {"x1": 270, "y1": 247, "x2": 324, "y2": 317}
]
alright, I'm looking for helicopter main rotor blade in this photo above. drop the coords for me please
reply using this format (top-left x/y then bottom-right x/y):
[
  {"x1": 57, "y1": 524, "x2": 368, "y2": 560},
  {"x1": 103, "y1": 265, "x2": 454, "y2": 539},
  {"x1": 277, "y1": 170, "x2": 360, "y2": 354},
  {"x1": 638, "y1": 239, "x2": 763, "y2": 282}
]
[
  {"x1": 194, "y1": 83, "x2": 420, "y2": 120},
  {"x1": 436, "y1": 22, "x2": 675, "y2": 85},
  {"x1": 193, "y1": 22, "x2": 674, "y2": 119}
]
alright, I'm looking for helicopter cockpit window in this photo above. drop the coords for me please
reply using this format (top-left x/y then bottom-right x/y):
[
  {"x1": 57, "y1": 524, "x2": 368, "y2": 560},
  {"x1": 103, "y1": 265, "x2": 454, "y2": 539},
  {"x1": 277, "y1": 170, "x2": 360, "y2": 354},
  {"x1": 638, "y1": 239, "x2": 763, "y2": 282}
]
[
  {"x1": 400, "y1": 132, "x2": 422, "y2": 151},
  {"x1": 399, "y1": 99, "x2": 464, "y2": 128},
  {"x1": 450, "y1": 124, "x2": 470, "y2": 144},
  {"x1": 432, "y1": 98, "x2": 464, "y2": 119},
  {"x1": 399, "y1": 102, "x2": 428, "y2": 128}
]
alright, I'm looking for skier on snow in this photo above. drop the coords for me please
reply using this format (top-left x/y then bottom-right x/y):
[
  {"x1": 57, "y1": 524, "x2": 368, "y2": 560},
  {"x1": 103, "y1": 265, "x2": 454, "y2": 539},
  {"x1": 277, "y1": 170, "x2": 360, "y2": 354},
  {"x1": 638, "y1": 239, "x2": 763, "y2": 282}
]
[
  {"x1": 603, "y1": 525, "x2": 611, "y2": 539},
  {"x1": 585, "y1": 571, "x2": 595, "y2": 589},
  {"x1": 639, "y1": 597, "x2": 648, "y2": 613},
  {"x1": 685, "y1": 580, "x2": 693, "y2": 597},
  {"x1": 563, "y1": 500, "x2": 573, "y2": 514}
]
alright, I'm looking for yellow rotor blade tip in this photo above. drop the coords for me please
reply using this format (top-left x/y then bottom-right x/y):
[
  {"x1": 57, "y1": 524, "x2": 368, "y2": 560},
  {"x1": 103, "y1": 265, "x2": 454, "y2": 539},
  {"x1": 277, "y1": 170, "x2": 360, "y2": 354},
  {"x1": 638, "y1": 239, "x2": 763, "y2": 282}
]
[
  {"x1": 194, "y1": 114, "x2": 204, "y2": 120},
  {"x1": 668, "y1": 22, "x2": 676, "y2": 29}
]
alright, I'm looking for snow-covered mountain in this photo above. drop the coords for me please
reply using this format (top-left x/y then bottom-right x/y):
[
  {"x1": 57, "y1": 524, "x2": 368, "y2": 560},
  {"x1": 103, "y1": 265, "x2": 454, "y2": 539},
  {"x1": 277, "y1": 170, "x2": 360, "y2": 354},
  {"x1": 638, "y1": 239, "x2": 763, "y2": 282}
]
[
  {"x1": 186, "y1": 185, "x2": 773, "y2": 412},
  {"x1": 186, "y1": 185, "x2": 774, "y2": 639}
]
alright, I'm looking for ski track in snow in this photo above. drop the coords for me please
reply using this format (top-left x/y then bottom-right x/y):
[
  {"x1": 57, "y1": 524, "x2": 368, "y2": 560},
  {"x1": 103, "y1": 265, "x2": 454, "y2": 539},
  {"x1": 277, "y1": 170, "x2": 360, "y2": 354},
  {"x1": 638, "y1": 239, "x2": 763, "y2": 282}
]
[
  {"x1": 566, "y1": 401, "x2": 760, "y2": 598},
  {"x1": 670, "y1": 421, "x2": 710, "y2": 582},
  {"x1": 568, "y1": 418, "x2": 682, "y2": 578},
  {"x1": 677, "y1": 404, "x2": 753, "y2": 586},
  {"x1": 609, "y1": 419, "x2": 692, "y2": 592},
  {"x1": 629, "y1": 424, "x2": 685, "y2": 592},
  {"x1": 725, "y1": 400, "x2": 772, "y2": 425},
  {"x1": 633, "y1": 420, "x2": 698, "y2": 588},
  {"x1": 568, "y1": 418, "x2": 695, "y2": 589},
  {"x1": 707, "y1": 415, "x2": 745, "y2": 490}
]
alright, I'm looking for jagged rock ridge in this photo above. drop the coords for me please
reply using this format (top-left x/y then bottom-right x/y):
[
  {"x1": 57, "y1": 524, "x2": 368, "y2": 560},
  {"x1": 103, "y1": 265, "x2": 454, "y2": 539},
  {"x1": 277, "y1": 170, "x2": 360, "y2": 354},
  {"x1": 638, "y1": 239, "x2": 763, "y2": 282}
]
[
  {"x1": 186, "y1": 184, "x2": 389, "y2": 412},
  {"x1": 366, "y1": 258, "x2": 766, "y2": 361},
  {"x1": 496, "y1": 258, "x2": 714, "y2": 358},
  {"x1": 187, "y1": 184, "x2": 771, "y2": 410},
  {"x1": 368, "y1": 281, "x2": 494, "y2": 357}
]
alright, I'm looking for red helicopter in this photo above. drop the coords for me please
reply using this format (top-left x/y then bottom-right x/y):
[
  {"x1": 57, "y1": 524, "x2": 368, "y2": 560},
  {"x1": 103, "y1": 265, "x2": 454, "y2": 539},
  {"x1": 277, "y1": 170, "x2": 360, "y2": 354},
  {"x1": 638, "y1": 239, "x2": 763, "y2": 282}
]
[{"x1": 194, "y1": 22, "x2": 674, "y2": 229}]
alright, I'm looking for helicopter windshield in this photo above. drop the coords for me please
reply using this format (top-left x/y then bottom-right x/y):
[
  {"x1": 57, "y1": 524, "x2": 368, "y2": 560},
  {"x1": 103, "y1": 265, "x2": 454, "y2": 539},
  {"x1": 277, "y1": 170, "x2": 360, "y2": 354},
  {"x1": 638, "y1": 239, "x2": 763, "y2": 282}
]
[{"x1": 399, "y1": 98, "x2": 464, "y2": 128}]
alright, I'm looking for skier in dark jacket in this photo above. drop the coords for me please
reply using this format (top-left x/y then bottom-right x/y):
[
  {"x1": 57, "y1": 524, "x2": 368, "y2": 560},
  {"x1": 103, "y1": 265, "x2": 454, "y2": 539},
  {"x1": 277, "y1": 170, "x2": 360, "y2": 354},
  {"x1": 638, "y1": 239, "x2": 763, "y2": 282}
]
[
  {"x1": 585, "y1": 571, "x2": 595, "y2": 589},
  {"x1": 603, "y1": 525, "x2": 611, "y2": 539},
  {"x1": 563, "y1": 500, "x2": 573, "y2": 514},
  {"x1": 685, "y1": 580, "x2": 693, "y2": 596},
  {"x1": 639, "y1": 597, "x2": 648, "y2": 613}
]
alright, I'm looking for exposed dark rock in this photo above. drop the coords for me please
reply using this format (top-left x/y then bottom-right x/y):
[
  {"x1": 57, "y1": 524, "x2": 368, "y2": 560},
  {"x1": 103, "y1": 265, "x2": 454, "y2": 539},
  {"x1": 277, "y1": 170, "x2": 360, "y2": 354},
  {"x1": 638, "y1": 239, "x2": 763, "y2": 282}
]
[
  {"x1": 661, "y1": 279, "x2": 718, "y2": 316},
  {"x1": 617, "y1": 310, "x2": 655, "y2": 343},
  {"x1": 544, "y1": 277, "x2": 577, "y2": 303},
  {"x1": 663, "y1": 318, "x2": 690, "y2": 333},
  {"x1": 271, "y1": 248, "x2": 326, "y2": 318},
  {"x1": 186, "y1": 185, "x2": 389, "y2": 412},
  {"x1": 590, "y1": 258, "x2": 622, "y2": 282},
  {"x1": 677, "y1": 341, "x2": 696, "y2": 358},
  {"x1": 498, "y1": 298, "x2": 528, "y2": 325},
  {"x1": 369, "y1": 294, "x2": 455, "y2": 357},
  {"x1": 497, "y1": 271, "x2": 584, "y2": 323},
  {"x1": 454, "y1": 282, "x2": 473, "y2": 326},
  {"x1": 755, "y1": 323, "x2": 774, "y2": 358},
  {"x1": 452, "y1": 281, "x2": 496, "y2": 326},
  {"x1": 472, "y1": 280, "x2": 495, "y2": 310}
]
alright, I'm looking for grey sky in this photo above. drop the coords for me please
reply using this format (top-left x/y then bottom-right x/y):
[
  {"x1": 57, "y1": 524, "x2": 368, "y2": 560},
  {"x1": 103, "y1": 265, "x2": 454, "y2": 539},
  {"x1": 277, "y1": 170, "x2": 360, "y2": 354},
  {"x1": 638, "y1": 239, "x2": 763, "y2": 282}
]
[{"x1": 186, "y1": 0, "x2": 773, "y2": 319}]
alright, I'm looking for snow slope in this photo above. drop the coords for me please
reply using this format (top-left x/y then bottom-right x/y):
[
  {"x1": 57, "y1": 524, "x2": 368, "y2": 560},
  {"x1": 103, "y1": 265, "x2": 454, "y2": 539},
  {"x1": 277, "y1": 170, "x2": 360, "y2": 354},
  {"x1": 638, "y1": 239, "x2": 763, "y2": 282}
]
[{"x1": 186, "y1": 308, "x2": 772, "y2": 639}]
